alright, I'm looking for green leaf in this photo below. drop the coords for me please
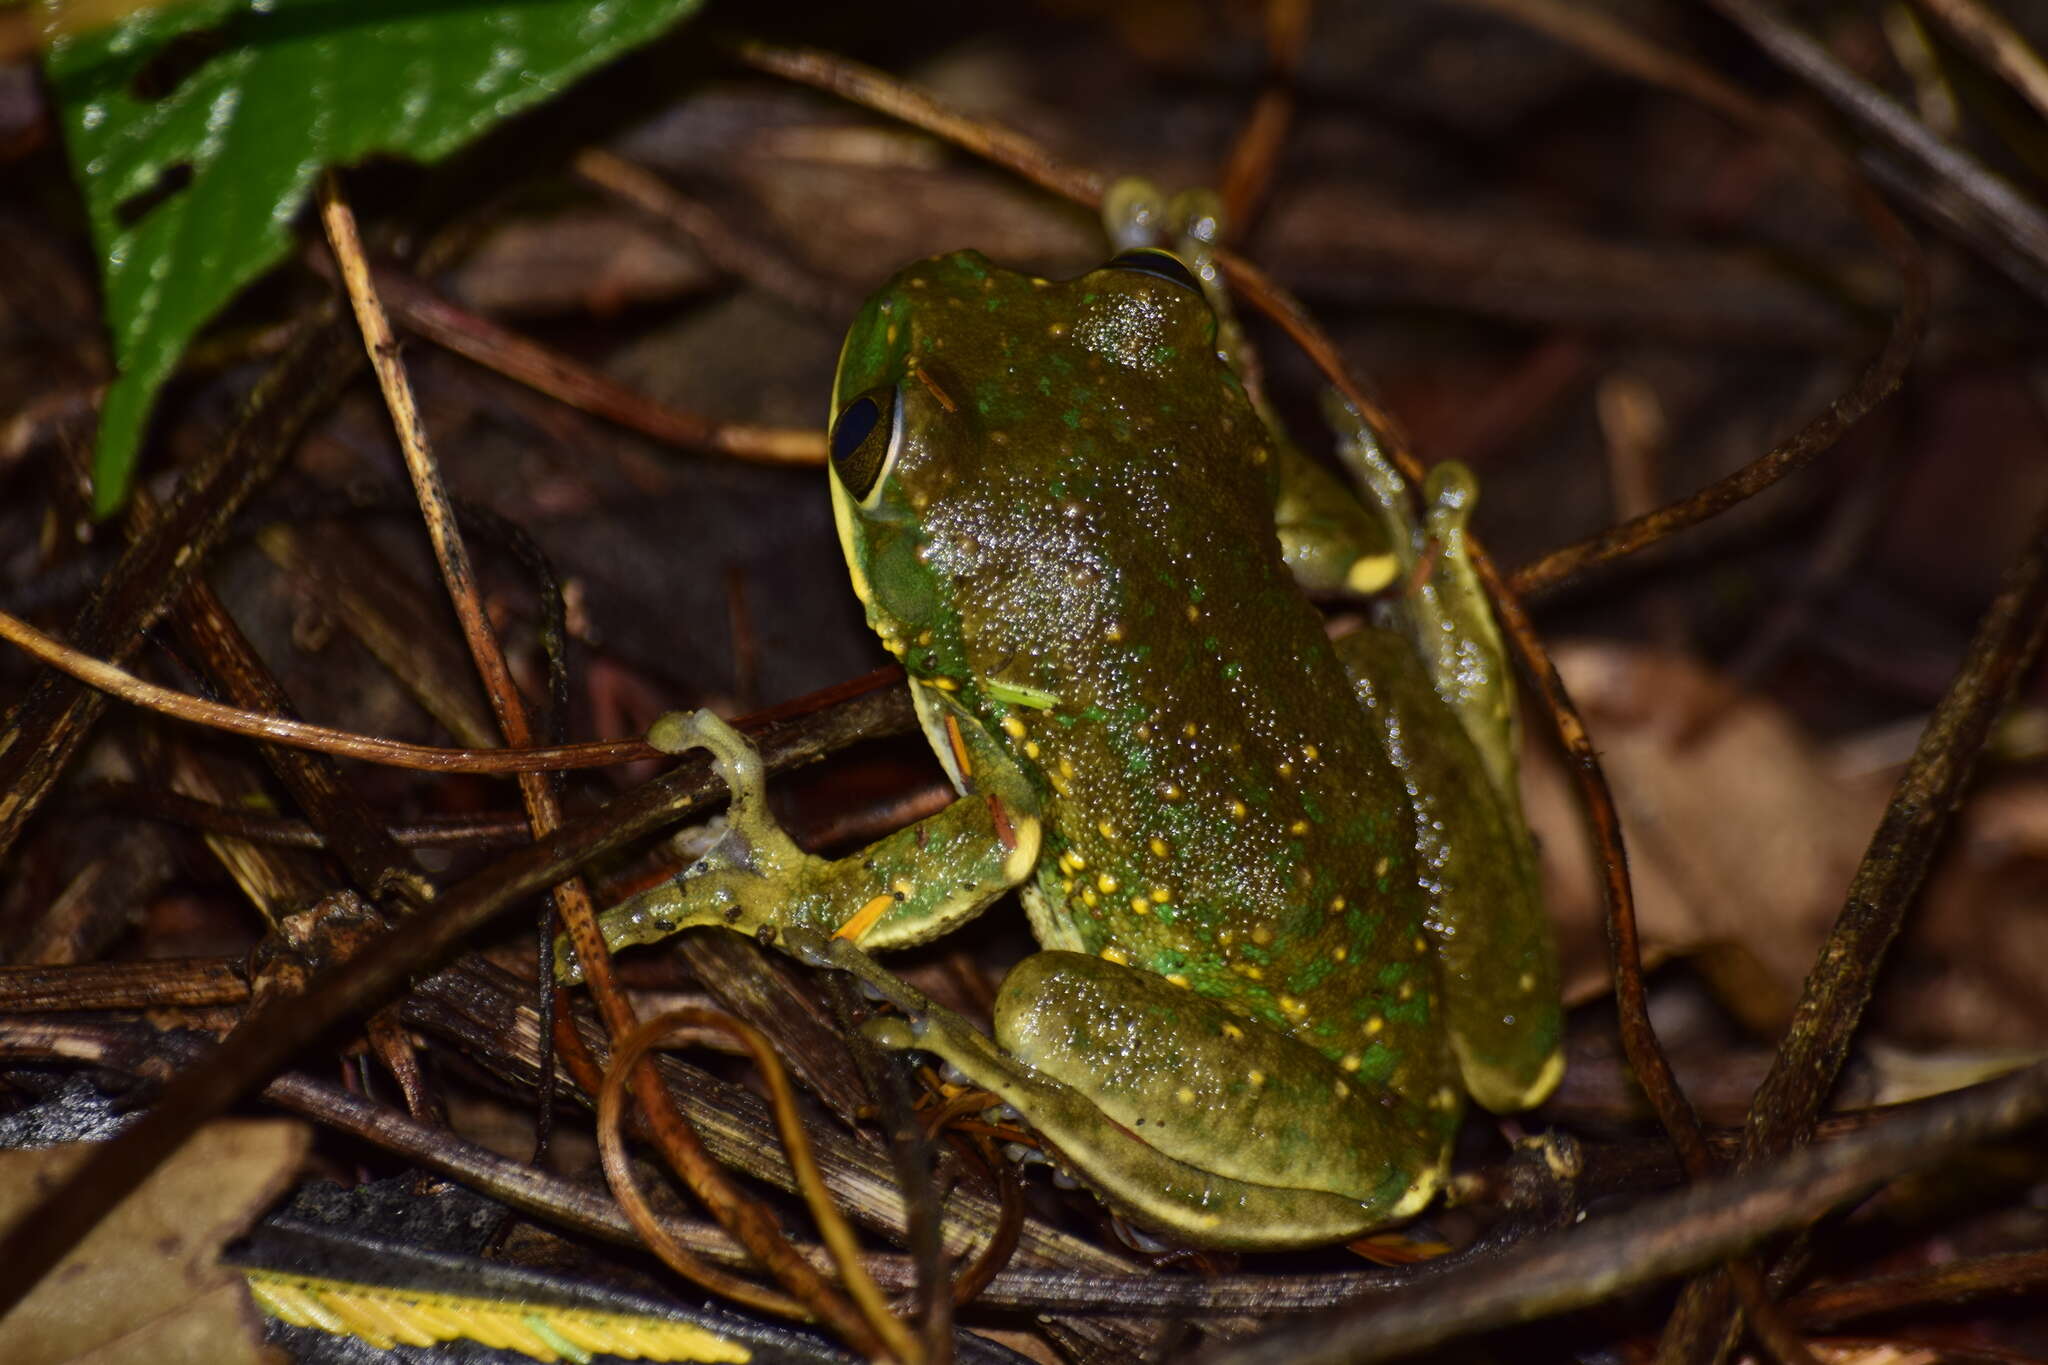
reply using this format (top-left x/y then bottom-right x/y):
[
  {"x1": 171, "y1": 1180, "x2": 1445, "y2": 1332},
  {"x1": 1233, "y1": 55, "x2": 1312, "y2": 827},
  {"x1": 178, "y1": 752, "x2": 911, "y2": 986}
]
[{"x1": 46, "y1": 0, "x2": 707, "y2": 515}]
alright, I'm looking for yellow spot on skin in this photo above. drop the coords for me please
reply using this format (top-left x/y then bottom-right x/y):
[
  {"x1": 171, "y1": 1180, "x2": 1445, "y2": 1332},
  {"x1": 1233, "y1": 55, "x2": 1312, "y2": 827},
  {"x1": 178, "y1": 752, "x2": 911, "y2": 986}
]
[
  {"x1": 1276, "y1": 760, "x2": 1294, "y2": 779},
  {"x1": 1104, "y1": 622, "x2": 1124, "y2": 642},
  {"x1": 1149, "y1": 837, "x2": 1170, "y2": 858},
  {"x1": 1334, "y1": 1080, "x2": 1350, "y2": 1099},
  {"x1": 1047, "y1": 770, "x2": 1070, "y2": 797},
  {"x1": 1374, "y1": 857, "x2": 1390, "y2": 878},
  {"x1": 1340, "y1": 1054, "x2": 1362, "y2": 1073},
  {"x1": 1097, "y1": 819, "x2": 1118, "y2": 841},
  {"x1": 1229, "y1": 800, "x2": 1248, "y2": 821},
  {"x1": 1247, "y1": 1070, "x2": 1266, "y2": 1087},
  {"x1": 1413, "y1": 936, "x2": 1429, "y2": 955},
  {"x1": 1250, "y1": 925, "x2": 1272, "y2": 946},
  {"x1": 1365, "y1": 1016, "x2": 1385, "y2": 1035},
  {"x1": 1185, "y1": 604, "x2": 1200, "y2": 622},
  {"x1": 1240, "y1": 965, "x2": 1264, "y2": 981},
  {"x1": 928, "y1": 675, "x2": 959, "y2": 692},
  {"x1": 1332, "y1": 945, "x2": 1348, "y2": 962},
  {"x1": 1346, "y1": 554, "x2": 1398, "y2": 594},
  {"x1": 1097, "y1": 872, "x2": 1119, "y2": 894},
  {"x1": 1100, "y1": 947, "x2": 1129, "y2": 965},
  {"x1": 1058, "y1": 756, "x2": 1076, "y2": 780},
  {"x1": 1436, "y1": 1087, "x2": 1458, "y2": 1110},
  {"x1": 1024, "y1": 740, "x2": 1041, "y2": 759},
  {"x1": 1081, "y1": 889, "x2": 1099, "y2": 908},
  {"x1": 1161, "y1": 783, "x2": 1184, "y2": 802},
  {"x1": 837, "y1": 894, "x2": 896, "y2": 941},
  {"x1": 1066, "y1": 849, "x2": 1086, "y2": 871},
  {"x1": 1217, "y1": 930, "x2": 1235, "y2": 947},
  {"x1": 891, "y1": 879, "x2": 914, "y2": 899},
  {"x1": 1176, "y1": 1087, "x2": 1196, "y2": 1105},
  {"x1": 1151, "y1": 886, "x2": 1171, "y2": 904},
  {"x1": 1398, "y1": 980, "x2": 1416, "y2": 1001},
  {"x1": 916, "y1": 629, "x2": 932, "y2": 645},
  {"x1": 1279, "y1": 995, "x2": 1307, "y2": 1019},
  {"x1": 1130, "y1": 896, "x2": 1151, "y2": 915},
  {"x1": 1001, "y1": 715, "x2": 1027, "y2": 740},
  {"x1": 1302, "y1": 743, "x2": 1319, "y2": 762},
  {"x1": 1220, "y1": 1022, "x2": 1244, "y2": 1041},
  {"x1": 1060, "y1": 879, "x2": 1074, "y2": 894},
  {"x1": 1519, "y1": 971, "x2": 1537, "y2": 993},
  {"x1": 1328, "y1": 895, "x2": 1347, "y2": 914},
  {"x1": 1182, "y1": 721, "x2": 1198, "y2": 738},
  {"x1": 1166, "y1": 973, "x2": 1190, "y2": 988},
  {"x1": 1289, "y1": 819, "x2": 1310, "y2": 836}
]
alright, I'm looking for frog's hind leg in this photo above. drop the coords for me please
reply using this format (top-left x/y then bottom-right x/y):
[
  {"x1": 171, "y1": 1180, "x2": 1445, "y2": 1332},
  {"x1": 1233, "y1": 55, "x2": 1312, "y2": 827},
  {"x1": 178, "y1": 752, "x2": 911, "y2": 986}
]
[
  {"x1": 836, "y1": 940, "x2": 1456, "y2": 1251},
  {"x1": 1335, "y1": 629, "x2": 1563, "y2": 1113}
]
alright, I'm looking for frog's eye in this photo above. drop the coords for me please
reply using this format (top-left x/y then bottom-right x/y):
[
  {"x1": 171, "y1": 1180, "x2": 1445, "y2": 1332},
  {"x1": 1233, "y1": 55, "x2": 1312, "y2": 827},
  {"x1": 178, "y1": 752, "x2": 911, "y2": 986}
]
[
  {"x1": 1107, "y1": 247, "x2": 1203, "y2": 294},
  {"x1": 829, "y1": 385, "x2": 904, "y2": 502}
]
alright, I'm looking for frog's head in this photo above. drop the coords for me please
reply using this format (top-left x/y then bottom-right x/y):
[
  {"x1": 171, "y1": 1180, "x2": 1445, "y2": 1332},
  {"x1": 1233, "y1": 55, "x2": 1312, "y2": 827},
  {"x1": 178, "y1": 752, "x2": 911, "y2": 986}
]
[{"x1": 825, "y1": 247, "x2": 1227, "y2": 668}]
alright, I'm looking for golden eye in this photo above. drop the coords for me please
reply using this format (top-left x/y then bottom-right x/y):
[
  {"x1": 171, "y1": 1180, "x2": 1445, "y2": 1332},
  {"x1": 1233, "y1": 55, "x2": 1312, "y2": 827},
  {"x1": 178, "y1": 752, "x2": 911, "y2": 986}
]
[{"x1": 829, "y1": 386, "x2": 903, "y2": 501}]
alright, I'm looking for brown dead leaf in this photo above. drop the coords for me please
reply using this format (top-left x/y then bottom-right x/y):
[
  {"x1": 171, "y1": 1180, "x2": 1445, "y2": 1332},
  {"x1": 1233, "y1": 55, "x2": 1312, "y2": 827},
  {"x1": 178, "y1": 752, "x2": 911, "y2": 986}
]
[
  {"x1": 0, "y1": 1119, "x2": 309, "y2": 1365},
  {"x1": 1525, "y1": 641, "x2": 1889, "y2": 1032},
  {"x1": 1528, "y1": 640, "x2": 2048, "y2": 1054}
]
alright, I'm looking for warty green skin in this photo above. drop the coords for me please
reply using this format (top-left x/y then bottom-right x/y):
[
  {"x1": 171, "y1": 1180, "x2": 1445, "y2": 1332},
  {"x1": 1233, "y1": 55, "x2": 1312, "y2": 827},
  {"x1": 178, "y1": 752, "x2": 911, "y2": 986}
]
[{"x1": 577, "y1": 248, "x2": 1562, "y2": 1249}]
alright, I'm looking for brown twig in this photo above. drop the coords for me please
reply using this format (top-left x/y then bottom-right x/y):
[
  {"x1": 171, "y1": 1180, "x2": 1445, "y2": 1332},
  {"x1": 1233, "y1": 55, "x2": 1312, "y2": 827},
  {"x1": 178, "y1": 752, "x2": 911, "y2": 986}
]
[
  {"x1": 0, "y1": 604, "x2": 654, "y2": 772},
  {"x1": 1909, "y1": 0, "x2": 2048, "y2": 127},
  {"x1": 0, "y1": 306, "x2": 360, "y2": 869},
  {"x1": 1455, "y1": 0, "x2": 1929, "y2": 599},
  {"x1": 1200, "y1": 1061, "x2": 2048, "y2": 1365},
  {"x1": 1218, "y1": 0, "x2": 1313, "y2": 236},
  {"x1": 369, "y1": 263, "x2": 823, "y2": 466},
  {"x1": 318, "y1": 171, "x2": 893, "y2": 1349},
  {"x1": 598, "y1": 1009, "x2": 921, "y2": 1363}
]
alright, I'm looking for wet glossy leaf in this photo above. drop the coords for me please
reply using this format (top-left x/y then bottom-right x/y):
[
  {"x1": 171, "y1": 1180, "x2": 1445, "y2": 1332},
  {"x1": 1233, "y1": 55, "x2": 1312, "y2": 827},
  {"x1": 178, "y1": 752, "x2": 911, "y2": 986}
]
[{"x1": 46, "y1": 0, "x2": 708, "y2": 514}]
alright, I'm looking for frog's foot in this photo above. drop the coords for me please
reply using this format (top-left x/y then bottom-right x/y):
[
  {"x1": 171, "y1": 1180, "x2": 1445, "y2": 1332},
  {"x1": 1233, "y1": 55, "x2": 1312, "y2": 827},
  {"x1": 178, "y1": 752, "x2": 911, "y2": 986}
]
[
  {"x1": 837, "y1": 941, "x2": 1456, "y2": 1252},
  {"x1": 557, "y1": 710, "x2": 819, "y2": 985}
]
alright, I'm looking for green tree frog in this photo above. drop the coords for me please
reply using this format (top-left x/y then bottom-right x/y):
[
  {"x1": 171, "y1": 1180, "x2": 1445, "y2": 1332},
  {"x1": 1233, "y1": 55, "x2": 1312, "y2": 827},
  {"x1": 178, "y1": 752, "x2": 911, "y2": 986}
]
[{"x1": 566, "y1": 215, "x2": 1563, "y2": 1251}]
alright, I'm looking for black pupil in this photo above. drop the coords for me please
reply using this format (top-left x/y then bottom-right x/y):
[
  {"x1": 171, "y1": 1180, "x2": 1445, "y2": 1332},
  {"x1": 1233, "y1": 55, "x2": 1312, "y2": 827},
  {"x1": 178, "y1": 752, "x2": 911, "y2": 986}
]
[
  {"x1": 830, "y1": 392, "x2": 894, "y2": 498},
  {"x1": 831, "y1": 395, "x2": 882, "y2": 465},
  {"x1": 1108, "y1": 248, "x2": 1201, "y2": 293}
]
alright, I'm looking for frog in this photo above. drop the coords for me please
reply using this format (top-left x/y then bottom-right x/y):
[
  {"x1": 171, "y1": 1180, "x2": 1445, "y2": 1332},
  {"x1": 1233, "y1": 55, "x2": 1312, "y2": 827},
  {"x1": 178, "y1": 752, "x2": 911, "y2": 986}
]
[{"x1": 564, "y1": 202, "x2": 1562, "y2": 1252}]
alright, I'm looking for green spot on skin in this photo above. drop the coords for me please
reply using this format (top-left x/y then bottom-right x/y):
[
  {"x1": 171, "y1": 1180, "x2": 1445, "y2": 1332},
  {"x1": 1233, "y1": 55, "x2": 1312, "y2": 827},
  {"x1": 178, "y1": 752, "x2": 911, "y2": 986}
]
[{"x1": 1222, "y1": 662, "x2": 1241, "y2": 679}]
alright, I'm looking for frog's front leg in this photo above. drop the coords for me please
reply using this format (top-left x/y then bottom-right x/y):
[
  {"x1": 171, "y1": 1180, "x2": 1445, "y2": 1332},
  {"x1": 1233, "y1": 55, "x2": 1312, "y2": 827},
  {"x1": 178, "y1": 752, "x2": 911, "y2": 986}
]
[
  {"x1": 557, "y1": 707, "x2": 1042, "y2": 984},
  {"x1": 829, "y1": 941, "x2": 1454, "y2": 1251}
]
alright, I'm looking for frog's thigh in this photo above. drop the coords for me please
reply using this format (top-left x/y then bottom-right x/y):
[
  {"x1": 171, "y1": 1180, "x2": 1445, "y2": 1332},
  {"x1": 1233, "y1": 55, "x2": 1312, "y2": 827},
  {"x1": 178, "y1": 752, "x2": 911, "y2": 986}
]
[
  {"x1": 950, "y1": 952, "x2": 1448, "y2": 1248},
  {"x1": 1336, "y1": 628, "x2": 1564, "y2": 1112}
]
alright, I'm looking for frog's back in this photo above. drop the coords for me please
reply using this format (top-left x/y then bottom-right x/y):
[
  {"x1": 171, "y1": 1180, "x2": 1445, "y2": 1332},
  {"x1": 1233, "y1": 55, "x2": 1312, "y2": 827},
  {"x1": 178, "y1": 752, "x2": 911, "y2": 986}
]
[{"x1": 898, "y1": 254, "x2": 1449, "y2": 1099}]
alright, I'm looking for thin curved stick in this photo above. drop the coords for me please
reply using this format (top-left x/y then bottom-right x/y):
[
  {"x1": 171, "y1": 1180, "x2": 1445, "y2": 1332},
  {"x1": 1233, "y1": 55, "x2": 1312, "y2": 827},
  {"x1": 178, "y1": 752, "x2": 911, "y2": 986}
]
[
  {"x1": 0, "y1": 603, "x2": 654, "y2": 772},
  {"x1": 943, "y1": 1132, "x2": 1028, "y2": 1310},
  {"x1": 599, "y1": 1009, "x2": 922, "y2": 1364},
  {"x1": 322, "y1": 173, "x2": 895, "y2": 1352},
  {"x1": 1449, "y1": 0, "x2": 1929, "y2": 599}
]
